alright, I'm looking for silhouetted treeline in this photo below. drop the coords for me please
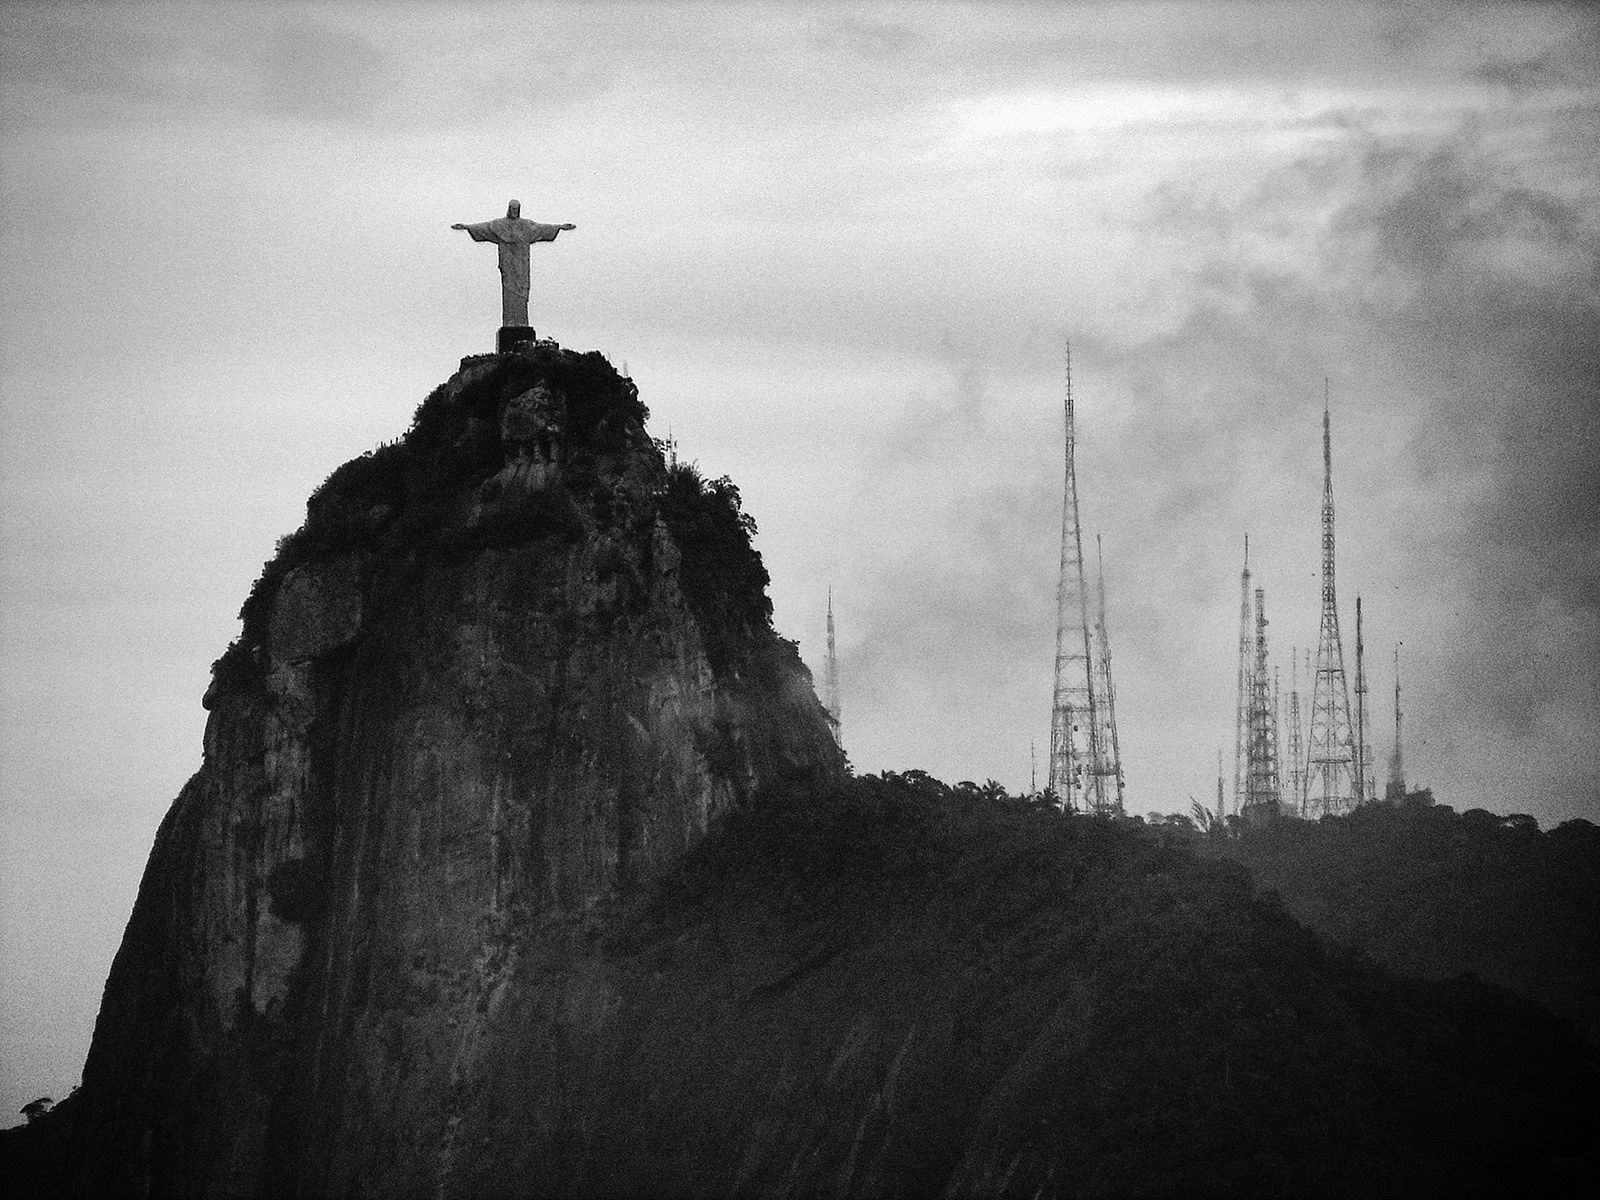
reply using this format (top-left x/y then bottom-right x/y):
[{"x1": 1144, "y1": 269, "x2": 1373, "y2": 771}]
[{"x1": 1202, "y1": 800, "x2": 1600, "y2": 1045}]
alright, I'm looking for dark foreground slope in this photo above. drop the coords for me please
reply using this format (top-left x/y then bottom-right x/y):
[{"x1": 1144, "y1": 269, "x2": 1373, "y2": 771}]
[
  {"x1": 15, "y1": 774, "x2": 1595, "y2": 1197},
  {"x1": 12, "y1": 784, "x2": 1600, "y2": 1196},
  {"x1": 467, "y1": 775, "x2": 1593, "y2": 1200},
  {"x1": 1203, "y1": 802, "x2": 1600, "y2": 1045}
]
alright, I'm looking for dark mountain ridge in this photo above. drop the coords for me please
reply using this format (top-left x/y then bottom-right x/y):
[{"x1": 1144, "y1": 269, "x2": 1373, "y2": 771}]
[
  {"x1": 1202, "y1": 799, "x2": 1600, "y2": 1045},
  {"x1": 3, "y1": 347, "x2": 1596, "y2": 1196}
]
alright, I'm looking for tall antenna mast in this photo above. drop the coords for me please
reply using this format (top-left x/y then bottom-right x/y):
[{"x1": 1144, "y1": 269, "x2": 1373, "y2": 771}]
[
  {"x1": 1232, "y1": 536, "x2": 1253, "y2": 815},
  {"x1": 1272, "y1": 664, "x2": 1284, "y2": 800},
  {"x1": 1306, "y1": 382, "x2": 1359, "y2": 815},
  {"x1": 1286, "y1": 648, "x2": 1305, "y2": 816},
  {"x1": 1243, "y1": 584, "x2": 1282, "y2": 821},
  {"x1": 1048, "y1": 341, "x2": 1105, "y2": 812},
  {"x1": 1354, "y1": 595, "x2": 1372, "y2": 806},
  {"x1": 824, "y1": 587, "x2": 842, "y2": 751},
  {"x1": 1385, "y1": 644, "x2": 1405, "y2": 802},
  {"x1": 1092, "y1": 533, "x2": 1127, "y2": 815}
]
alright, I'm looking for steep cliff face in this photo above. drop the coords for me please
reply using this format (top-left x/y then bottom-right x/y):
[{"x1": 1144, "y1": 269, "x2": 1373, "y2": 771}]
[{"x1": 68, "y1": 347, "x2": 843, "y2": 1196}]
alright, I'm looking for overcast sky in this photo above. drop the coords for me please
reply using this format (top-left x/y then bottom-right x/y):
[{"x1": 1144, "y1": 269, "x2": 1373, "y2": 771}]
[{"x1": 2, "y1": 0, "x2": 1596, "y2": 1122}]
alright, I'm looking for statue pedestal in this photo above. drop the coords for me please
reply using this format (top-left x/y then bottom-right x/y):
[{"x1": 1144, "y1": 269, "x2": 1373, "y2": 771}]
[{"x1": 497, "y1": 326, "x2": 539, "y2": 354}]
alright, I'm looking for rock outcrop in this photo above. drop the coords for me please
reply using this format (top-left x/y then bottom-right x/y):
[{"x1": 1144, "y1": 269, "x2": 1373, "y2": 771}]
[{"x1": 67, "y1": 346, "x2": 843, "y2": 1196}]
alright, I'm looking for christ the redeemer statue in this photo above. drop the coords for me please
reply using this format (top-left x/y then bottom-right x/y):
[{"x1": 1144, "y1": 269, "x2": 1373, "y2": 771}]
[{"x1": 451, "y1": 199, "x2": 576, "y2": 328}]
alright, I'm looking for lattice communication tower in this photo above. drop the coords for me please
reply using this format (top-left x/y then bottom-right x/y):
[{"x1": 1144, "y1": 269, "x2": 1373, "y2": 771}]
[
  {"x1": 1242, "y1": 585, "x2": 1283, "y2": 821},
  {"x1": 1048, "y1": 345, "x2": 1119, "y2": 814},
  {"x1": 1353, "y1": 595, "x2": 1374, "y2": 806},
  {"x1": 1232, "y1": 537, "x2": 1254, "y2": 815},
  {"x1": 1286, "y1": 648, "x2": 1306, "y2": 814},
  {"x1": 1092, "y1": 535, "x2": 1127, "y2": 814},
  {"x1": 1385, "y1": 644, "x2": 1405, "y2": 802},
  {"x1": 1306, "y1": 389, "x2": 1360, "y2": 816}
]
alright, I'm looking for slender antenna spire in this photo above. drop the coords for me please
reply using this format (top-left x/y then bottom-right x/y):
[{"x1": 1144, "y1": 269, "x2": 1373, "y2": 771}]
[
  {"x1": 1233, "y1": 535, "x2": 1253, "y2": 815},
  {"x1": 1323, "y1": 378, "x2": 1332, "y2": 487},
  {"x1": 1354, "y1": 595, "x2": 1371, "y2": 805},
  {"x1": 1243, "y1": 584, "x2": 1282, "y2": 821},
  {"x1": 1385, "y1": 644, "x2": 1406, "y2": 802},
  {"x1": 1092, "y1": 533, "x2": 1127, "y2": 815},
  {"x1": 1307, "y1": 383, "x2": 1359, "y2": 815},
  {"x1": 1287, "y1": 648, "x2": 1305, "y2": 816},
  {"x1": 1048, "y1": 341, "x2": 1106, "y2": 812},
  {"x1": 1273, "y1": 664, "x2": 1284, "y2": 800}
]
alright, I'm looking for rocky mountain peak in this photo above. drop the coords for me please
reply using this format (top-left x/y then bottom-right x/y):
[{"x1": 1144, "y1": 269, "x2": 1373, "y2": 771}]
[{"x1": 64, "y1": 346, "x2": 843, "y2": 1195}]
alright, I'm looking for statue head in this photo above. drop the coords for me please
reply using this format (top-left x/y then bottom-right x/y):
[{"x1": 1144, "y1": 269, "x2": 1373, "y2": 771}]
[{"x1": 506, "y1": 199, "x2": 521, "y2": 218}]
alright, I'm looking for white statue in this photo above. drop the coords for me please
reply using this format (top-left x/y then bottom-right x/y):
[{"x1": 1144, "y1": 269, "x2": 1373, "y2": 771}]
[{"x1": 451, "y1": 200, "x2": 576, "y2": 327}]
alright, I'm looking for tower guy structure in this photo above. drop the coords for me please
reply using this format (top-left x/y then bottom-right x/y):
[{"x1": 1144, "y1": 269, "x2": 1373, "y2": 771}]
[
  {"x1": 1272, "y1": 665, "x2": 1285, "y2": 801},
  {"x1": 1286, "y1": 649, "x2": 1306, "y2": 814},
  {"x1": 1048, "y1": 345, "x2": 1123, "y2": 815},
  {"x1": 1306, "y1": 388, "x2": 1360, "y2": 816},
  {"x1": 1385, "y1": 644, "x2": 1406, "y2": 802},
  {"x1": 1231, "y1": 537, "x2": 1254, "y2": 817},
  {"x1": 1092, "y1": 535, "x2": 1127, "y2": 812},
  {"x1": 824, "y1": 588, "x2": 842, "y2": 751},
  {"x1": 1243, "y1": 584, "x2": 1283, "y2": 821},
  {"x1": 1354, "y1": 595, "x2": 1374, "y2": 807},
  {"x1": 1232, "y1": 536, "x2": 1283, "y2": 822}
]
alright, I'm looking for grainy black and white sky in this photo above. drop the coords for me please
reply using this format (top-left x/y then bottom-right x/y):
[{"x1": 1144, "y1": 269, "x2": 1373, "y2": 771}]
[{"x1": 2, "y1": 0, "x2": 1596, "y2": 1121}]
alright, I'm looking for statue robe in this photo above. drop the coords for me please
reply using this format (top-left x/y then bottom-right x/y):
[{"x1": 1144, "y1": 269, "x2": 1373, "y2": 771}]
[{"x1": 461, "y1": 217, "x2": 566, "y2": 327}]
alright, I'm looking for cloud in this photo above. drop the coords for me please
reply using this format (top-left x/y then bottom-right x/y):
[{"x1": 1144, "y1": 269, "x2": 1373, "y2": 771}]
[
  {"x1": 1342, "y1": 135, "x2": 1599, "y2": 786},
  {"x1": 0, "y1": 6, "x2": 392, "y2": 126},
  {"x1": 1472, "y1": 8, "x2": 1600, "y2": 93},
  {"x1": 810, "y1": 14, "x2": 920, "y2": 60},
  {"x1": 1090, "y1": 111, "x2": 1600, "y2": 812},
  {"x1": 253, "y1": 16, "x2": 391, "y2": 122}
]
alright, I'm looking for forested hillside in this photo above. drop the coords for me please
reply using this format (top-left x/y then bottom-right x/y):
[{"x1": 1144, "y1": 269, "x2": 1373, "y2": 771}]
[
  {"x1": 10, "y1": 773, "x2": 1597, "y2": 1196},
  {"x1": 1204, "y1": 801, "x2": 1600, "y2": 1045}
]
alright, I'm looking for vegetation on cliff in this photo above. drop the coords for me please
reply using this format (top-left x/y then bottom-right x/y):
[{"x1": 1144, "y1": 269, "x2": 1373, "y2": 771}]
[
  {"x1": 226, "y1": 349, "x2": 652, "y2": 661},
  {"x1": 214, "y1": 348, "x2": 805, "y2": 710},
  {"x1": 656, "y1": 460, "x2": 774, "y2": 676}
]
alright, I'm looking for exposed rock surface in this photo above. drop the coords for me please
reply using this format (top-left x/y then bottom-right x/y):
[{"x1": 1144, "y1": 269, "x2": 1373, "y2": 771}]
[{"x1": 65, "y1": 346, "x2": 843, "y2": 1196}]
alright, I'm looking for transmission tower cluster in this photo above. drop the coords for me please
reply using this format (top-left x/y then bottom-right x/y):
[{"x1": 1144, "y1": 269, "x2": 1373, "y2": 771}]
[
  {"x1": 1227, "y1": 387, "x2": 1409, "y2": 822},
  {"x1": 1302, "y1": 394, "x2": 1362, "y2": 816},
  {"x1": 1048, "y1": 345, "x2": 1125, "y2": 815},
  {"x1": 1229, "y1": 540, "x2": 1286, "y2": 823}
]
